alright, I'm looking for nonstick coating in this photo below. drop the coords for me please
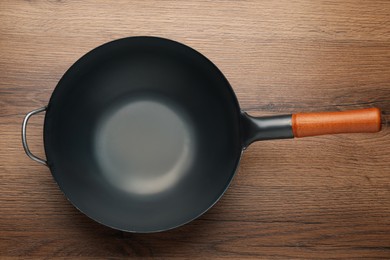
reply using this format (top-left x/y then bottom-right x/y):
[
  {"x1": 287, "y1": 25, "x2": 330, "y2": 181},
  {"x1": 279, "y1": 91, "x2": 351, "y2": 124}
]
[{"x1": 44, "y1": 37, "x2": 243, "y2": 232}]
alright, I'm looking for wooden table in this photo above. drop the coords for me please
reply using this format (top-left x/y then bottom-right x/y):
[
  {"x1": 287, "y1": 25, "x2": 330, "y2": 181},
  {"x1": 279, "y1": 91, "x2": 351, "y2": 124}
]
[{"x1": 1, "y1": 1, "x2": 389, "y2": 258}]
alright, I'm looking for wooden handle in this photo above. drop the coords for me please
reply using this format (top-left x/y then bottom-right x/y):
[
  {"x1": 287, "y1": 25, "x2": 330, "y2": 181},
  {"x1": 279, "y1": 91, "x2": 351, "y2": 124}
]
[{"x1": 292, "y1": 108, "x2": 381, "y2": 138}]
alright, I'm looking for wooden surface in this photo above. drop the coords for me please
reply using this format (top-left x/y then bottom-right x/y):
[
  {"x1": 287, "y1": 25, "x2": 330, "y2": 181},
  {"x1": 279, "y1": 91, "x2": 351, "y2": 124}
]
[{"x1": 1, "y1": 0, "x2": 389, "y2": 258}]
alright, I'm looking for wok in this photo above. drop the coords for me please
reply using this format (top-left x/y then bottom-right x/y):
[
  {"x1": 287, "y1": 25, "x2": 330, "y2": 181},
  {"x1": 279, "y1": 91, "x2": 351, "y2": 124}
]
[{"x1": 22, "y1": 37, "x2": 381, "y2": 232}]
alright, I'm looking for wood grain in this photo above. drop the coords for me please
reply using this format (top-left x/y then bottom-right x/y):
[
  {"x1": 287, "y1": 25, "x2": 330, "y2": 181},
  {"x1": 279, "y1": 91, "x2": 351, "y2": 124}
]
[{"x1": 1, "y1": 0, "x2": 389, "y2": 258}]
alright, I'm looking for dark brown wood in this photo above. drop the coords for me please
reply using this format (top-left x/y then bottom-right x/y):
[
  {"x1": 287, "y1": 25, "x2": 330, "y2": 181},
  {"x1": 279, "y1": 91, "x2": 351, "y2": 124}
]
[
  {"x1": 0, "y1": 0, "x2": 389, "y2": 258},
  {"x1": 292, "y1": 108, "x2": 382, "y2": 137}
]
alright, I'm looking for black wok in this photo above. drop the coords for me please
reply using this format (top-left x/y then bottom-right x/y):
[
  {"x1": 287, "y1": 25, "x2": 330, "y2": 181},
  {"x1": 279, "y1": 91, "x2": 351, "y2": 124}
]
[{"x1": 22, "y1": 37, "x2": 381, "y2": 232}]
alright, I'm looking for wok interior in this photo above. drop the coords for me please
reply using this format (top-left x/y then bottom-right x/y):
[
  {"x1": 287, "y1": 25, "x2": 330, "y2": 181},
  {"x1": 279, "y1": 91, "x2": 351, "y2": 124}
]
[{"x1": 44, "y1": 37, "x2": 242, "y2": 231}]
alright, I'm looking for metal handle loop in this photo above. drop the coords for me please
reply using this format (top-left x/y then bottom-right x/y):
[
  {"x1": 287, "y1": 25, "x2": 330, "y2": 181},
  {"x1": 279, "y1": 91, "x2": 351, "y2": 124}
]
[{"x1": 22, "y1": 106, "x2": 48, "y2": 166}]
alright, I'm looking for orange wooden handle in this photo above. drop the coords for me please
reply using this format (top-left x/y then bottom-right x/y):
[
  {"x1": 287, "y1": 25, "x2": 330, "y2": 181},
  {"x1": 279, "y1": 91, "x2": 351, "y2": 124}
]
[{"x1": 292, "y1": 108, "x2": 381, "y2": 138}]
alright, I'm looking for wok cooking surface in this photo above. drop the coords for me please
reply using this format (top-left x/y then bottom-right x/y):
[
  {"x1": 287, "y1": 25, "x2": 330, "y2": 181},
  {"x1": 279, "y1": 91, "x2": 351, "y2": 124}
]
[{"x1": 94, "y1": 96, "x2": 196, "y2": 195}]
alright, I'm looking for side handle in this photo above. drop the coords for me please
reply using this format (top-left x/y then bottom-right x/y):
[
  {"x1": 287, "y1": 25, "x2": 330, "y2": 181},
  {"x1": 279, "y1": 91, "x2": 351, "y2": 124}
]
[{"x1": 22, "y1": 106, "x2": 48, "y2": 166}]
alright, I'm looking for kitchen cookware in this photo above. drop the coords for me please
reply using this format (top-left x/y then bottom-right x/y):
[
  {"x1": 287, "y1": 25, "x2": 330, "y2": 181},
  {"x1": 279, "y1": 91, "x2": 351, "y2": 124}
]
[{"x1": 22, "y1": 37, "x2": 381, "y2": 232}]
